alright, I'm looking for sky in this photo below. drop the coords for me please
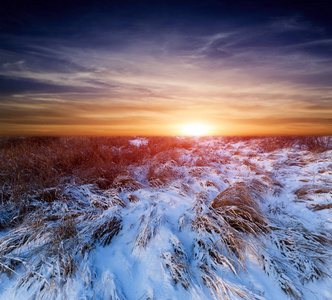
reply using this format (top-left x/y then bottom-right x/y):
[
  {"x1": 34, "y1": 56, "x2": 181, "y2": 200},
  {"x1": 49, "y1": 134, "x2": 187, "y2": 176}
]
[{"x1": 1, "y1": 0, "x2": 332, "y2": 136}]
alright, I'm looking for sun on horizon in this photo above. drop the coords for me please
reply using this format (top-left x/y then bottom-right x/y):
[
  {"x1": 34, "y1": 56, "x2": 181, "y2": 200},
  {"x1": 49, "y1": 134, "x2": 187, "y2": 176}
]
[{"x1": 181, "y1": 123, "x2": 210, "y2": 136}]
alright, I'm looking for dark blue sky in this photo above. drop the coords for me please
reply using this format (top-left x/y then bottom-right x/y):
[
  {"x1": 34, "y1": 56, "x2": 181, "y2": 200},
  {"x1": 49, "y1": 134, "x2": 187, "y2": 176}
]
[{"x1": 1, "y1": 0, "x2": 332, "y2": 135}]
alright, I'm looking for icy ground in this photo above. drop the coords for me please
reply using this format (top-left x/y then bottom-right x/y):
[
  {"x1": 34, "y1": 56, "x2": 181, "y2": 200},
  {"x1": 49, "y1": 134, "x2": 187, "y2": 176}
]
[{"x1": 0, "y1": 138, "x2": 331, "y2": 299}]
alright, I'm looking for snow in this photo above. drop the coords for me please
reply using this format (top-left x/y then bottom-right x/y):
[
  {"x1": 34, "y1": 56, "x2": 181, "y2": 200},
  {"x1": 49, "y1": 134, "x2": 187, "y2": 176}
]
[
  {"x1": 0, "y1": 138, "x2": 331, "y2": 299},
  {"x1": 129, "y1": 138, "x2": 148, "y2": 147}
]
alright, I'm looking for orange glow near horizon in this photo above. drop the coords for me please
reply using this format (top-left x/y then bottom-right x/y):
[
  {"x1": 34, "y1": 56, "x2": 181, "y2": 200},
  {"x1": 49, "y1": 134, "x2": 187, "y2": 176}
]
[{"x1": 2, "y1": 119, "x2": 332, "y2": 137}]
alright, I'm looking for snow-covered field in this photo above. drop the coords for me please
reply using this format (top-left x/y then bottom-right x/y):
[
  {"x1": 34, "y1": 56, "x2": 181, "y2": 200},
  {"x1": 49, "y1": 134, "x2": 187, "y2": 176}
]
[{"x1": 0, "y1": 137, "x2": 331, "y2": 299}]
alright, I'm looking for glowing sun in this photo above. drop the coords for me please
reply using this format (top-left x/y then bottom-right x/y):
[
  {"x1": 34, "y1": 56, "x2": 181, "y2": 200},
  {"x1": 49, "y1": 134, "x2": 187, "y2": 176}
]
[{"x1": 182, "y1": 123, "x2": 210, "y2": 136}]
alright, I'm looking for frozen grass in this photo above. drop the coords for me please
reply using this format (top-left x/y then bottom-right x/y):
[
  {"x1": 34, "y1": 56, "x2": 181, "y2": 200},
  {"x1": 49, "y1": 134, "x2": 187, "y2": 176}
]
[{"x1": 0, "y1": 136, "x2": 331, "y2": 299}]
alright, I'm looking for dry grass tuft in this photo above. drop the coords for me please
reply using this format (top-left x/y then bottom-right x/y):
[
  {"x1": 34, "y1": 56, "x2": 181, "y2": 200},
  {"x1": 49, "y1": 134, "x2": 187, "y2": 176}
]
[
  {"x1": 92, "y1": 216, "x2": 122, "y2": 247},
  {"x1": 199, "y1": 263, "x2": 259, "y2": 300},
  {"x1": 112, "y1": 174, "x2": 143, "y2": 192},
  {"x1": 311, "y1": 203, "x2": 332, "y2": 211},
  {"x1": 0, "y1": 136, "x2": 147, "y2": 208},
  {"x1": 103, "y1": 189, "x2": 126, "y2": 207},
  {"x1": 261, "y1": 222, "x2": 332, "y2": 299},
  {"x1": 193, "y1": 238, "x2": 238, "y2": 275},
  {"x1": 256, "y1": 136, "x2": 332, "y2": 153},
  {"x1": 0, "y1": 215, "x2": 84, "y2": 296},
  {"x1": 162, "y1": 236, "x2": 191, "y2": 290},
  {"x1": 127, "y1": 193, "x2": 140, "y2": 203},
  {"x1": 170, "y1": 181, "x2": 194, "y2": 197},
  {"x1": 147, "y1": 160, "x2": 182, "y2": 189},
  {"x1": 134, "y1": 205, "x2": 163, "y2": 249},
  {"x1": 191, "y1": 187, "x2": 266, "y2": 277},
  {"x1": 295, "y1": 184, "x2": 332, "y2": 201},
  {"x1": 189, "y1": 180, "x2": 271, "y2": 300},
  {"x1": 211, "y1": 182, "x2": 268, "y2": 234},
  {"x1": 0, "y1": 188, "x2": 123, "y2": 298},
  {"x1": 189, "y1": 167, "x2": 208, "y2": 177}
]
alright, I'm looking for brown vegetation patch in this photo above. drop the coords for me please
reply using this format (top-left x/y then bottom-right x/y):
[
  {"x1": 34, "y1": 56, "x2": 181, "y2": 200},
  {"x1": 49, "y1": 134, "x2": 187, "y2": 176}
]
[
  {"x1": 212, "y1": 182, "x2": 260, "y2": 209},
  {"x1": 35, "y1": 187, "x2": 61, "y2": 203},
  {"x1": 318, "y1": 164, "x2": 332, "y2": 174},
  {"x1": 112, "y1": 174, "x2": 143, "y2": 192},
  {"x1": 211, "y1": 182, "x2": 268, "y2": 234},
  {"x1": 149, "y1": 178, "x2": 169, "y2": 188},
  {"x1": 205, "y1": 180, "x2": 219, "y2": 190},
  {"x1": 94, "y1": 177, "x2": 113, "y2": 189},
  {"x1": 189, "y1": 167, "x2": 207, "y2": 177},
  {"x1": 127, "y1": 194, "x2": 140, "y2": 203},
  {"x1": 311, "y1": 203, "x2": 332, "y2": 211},
  {"x1": 92, "y1": 217, "x2": 122, "y2": 246},
  {"x1": 256, "y1": 136, "x2": 332, "y2": 152},
  {"x1": 191, "y1": 182, "x2": 269, "y2": 278},
  {"x1": 295, "y1": 184, "x2": 331, "y2": 199},
  {"x1": 170, "y1": 181, "x2": 194, "y2": 197},
  {"x1": 242, "y1": 159, "x2": 265, "y2": 174},
  {"x1": 147, "y1": 163, "x2": 177, "y2": 187},
  {"x1": 103, "y1": 189, "x2": 126, "y2": 207}
]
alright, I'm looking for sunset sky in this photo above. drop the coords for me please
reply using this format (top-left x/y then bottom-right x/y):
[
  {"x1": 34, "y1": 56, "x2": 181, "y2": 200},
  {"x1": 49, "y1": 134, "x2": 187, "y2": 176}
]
[{"x1": 1, "y1": 0, "x2": 332, "y2": 136}]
